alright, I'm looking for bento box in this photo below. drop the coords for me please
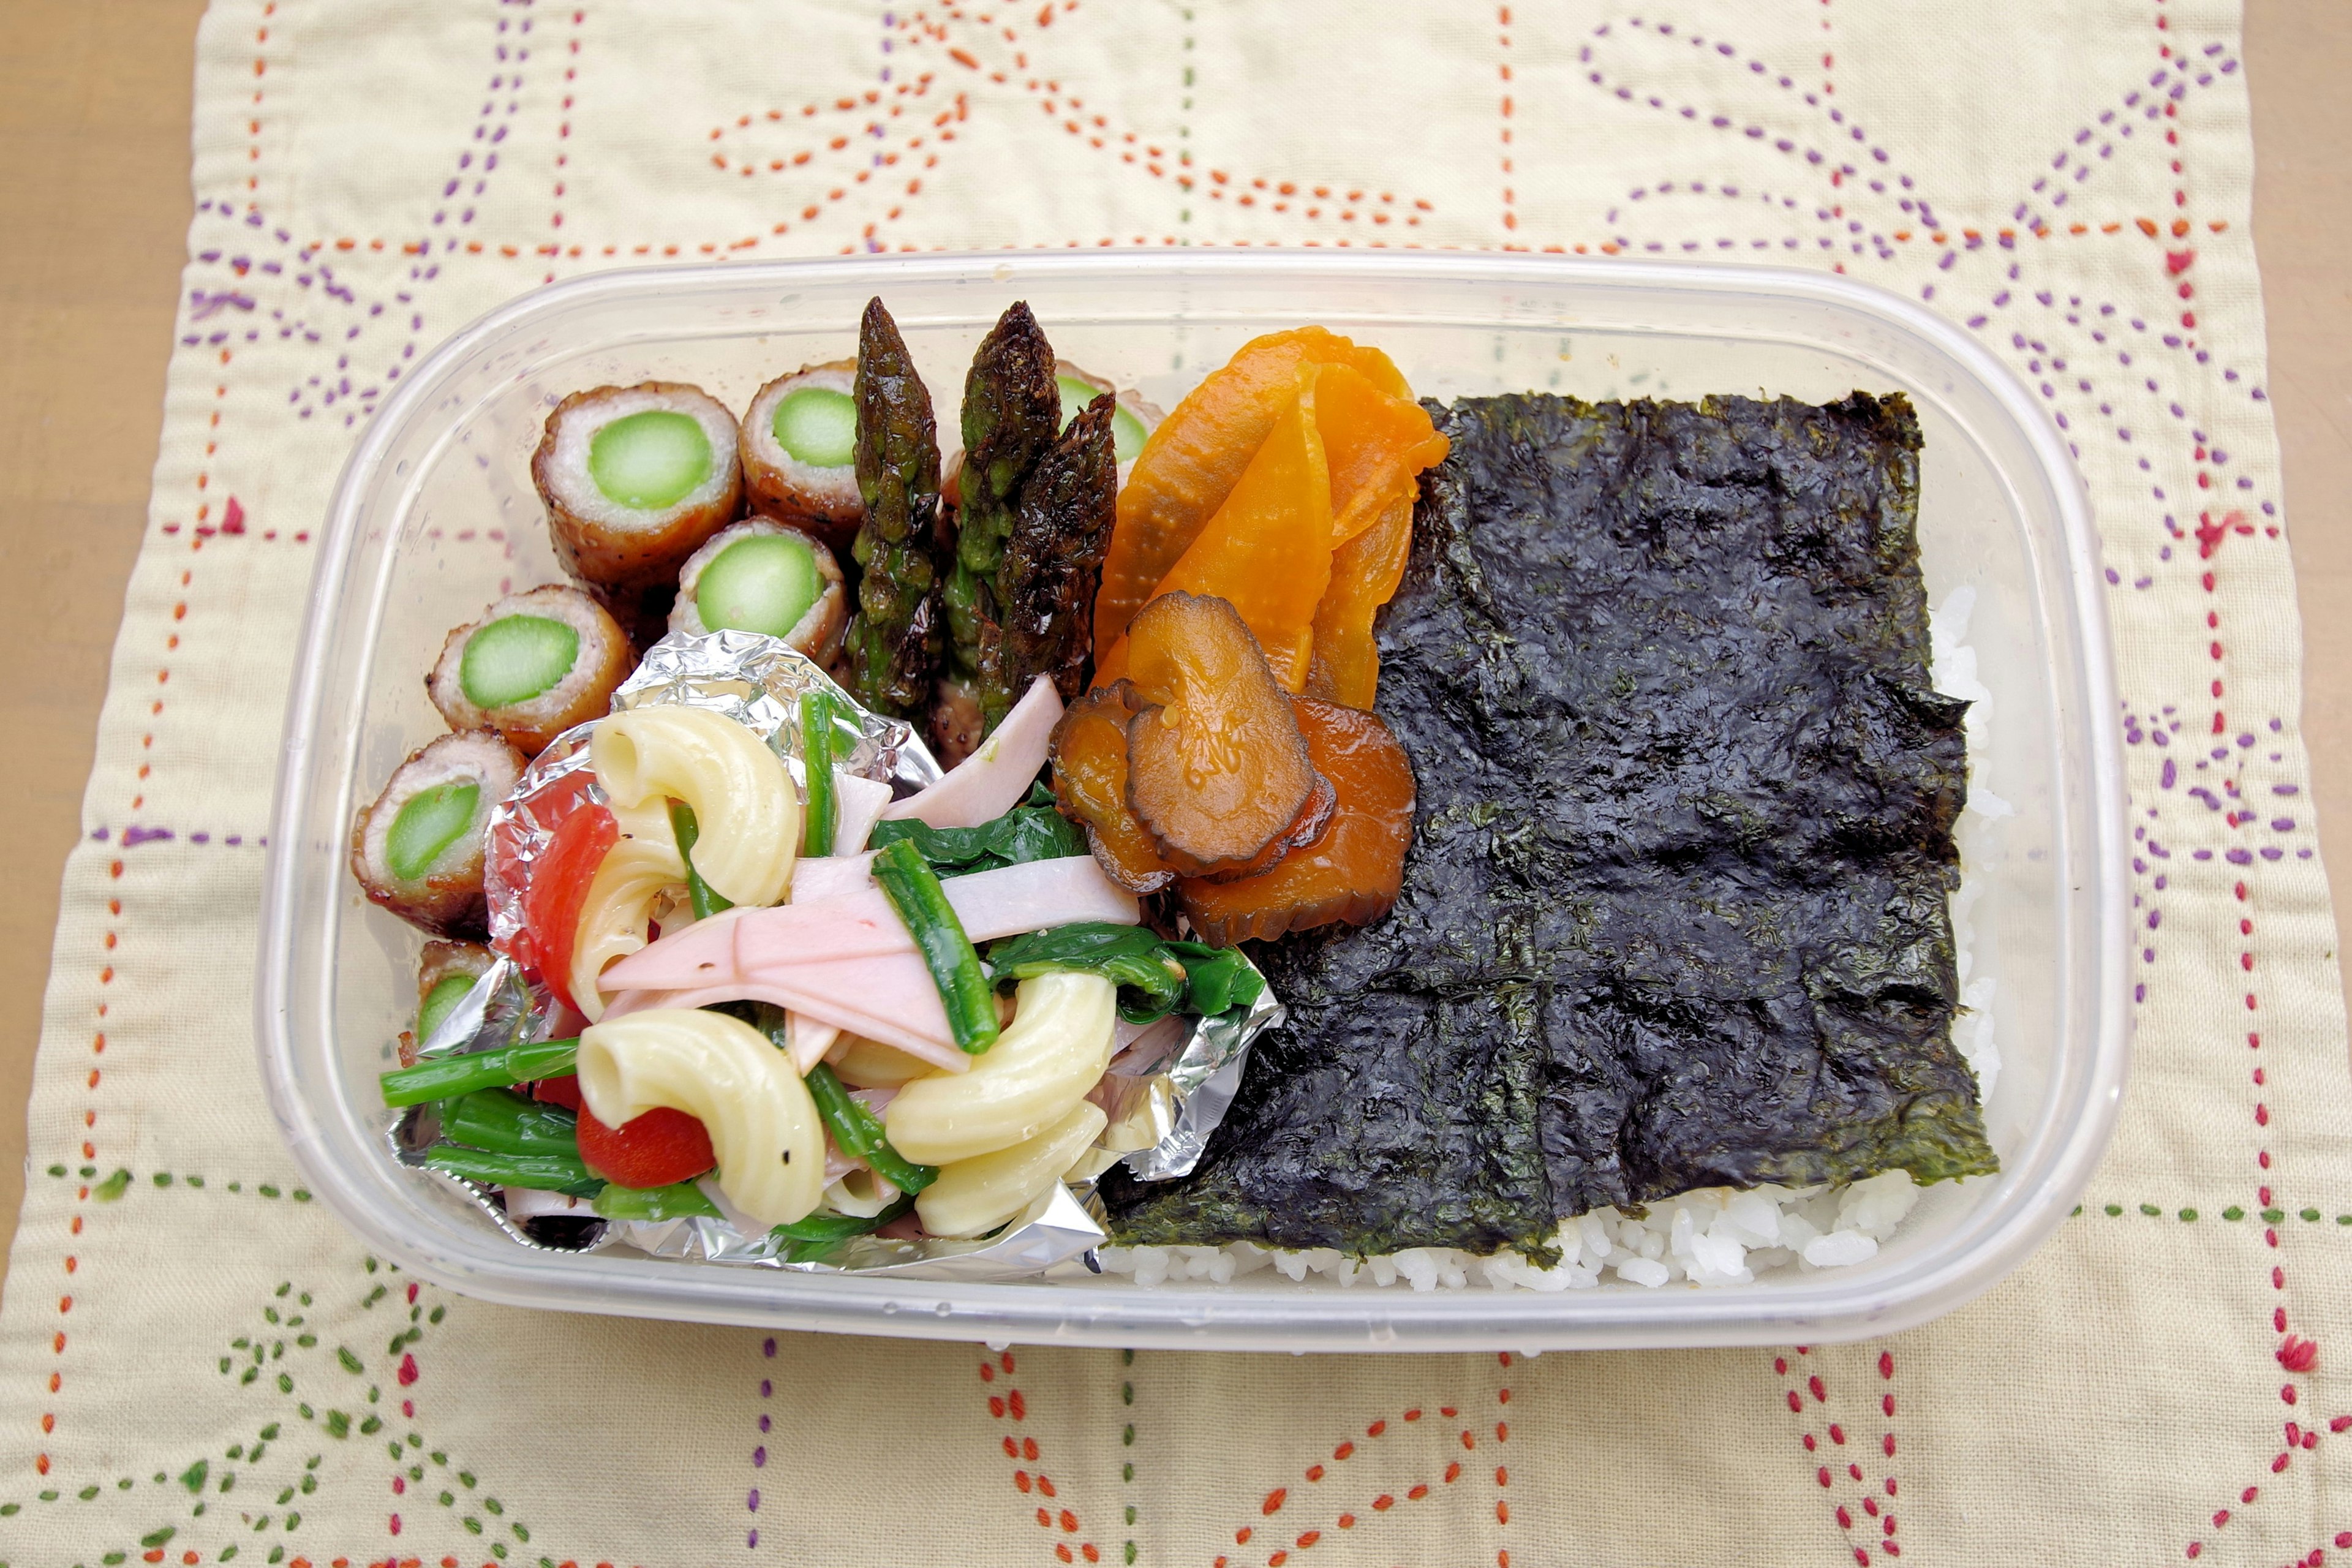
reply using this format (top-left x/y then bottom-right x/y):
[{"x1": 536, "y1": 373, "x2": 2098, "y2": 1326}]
[{"x1": 257, "y1": 251, "x2": 2127, "y2": 1352}]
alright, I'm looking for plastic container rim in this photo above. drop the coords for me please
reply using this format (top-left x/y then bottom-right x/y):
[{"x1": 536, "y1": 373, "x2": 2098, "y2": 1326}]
[{"x1": 257, "y1": 248, "x2": 2130, "y2": 1352}]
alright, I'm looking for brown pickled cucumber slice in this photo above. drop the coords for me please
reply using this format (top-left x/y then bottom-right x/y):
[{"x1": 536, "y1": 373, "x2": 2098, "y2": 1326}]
[
  {"x1": 1177, "y1": 698, "x2": 1415, "y2": 947},
  {"x1": 1120, "y1": 591, "x2": 1320, "y2": 880},
  {"x1": 1049, "y1": 684, "x2": 1176, "y2": 893}
]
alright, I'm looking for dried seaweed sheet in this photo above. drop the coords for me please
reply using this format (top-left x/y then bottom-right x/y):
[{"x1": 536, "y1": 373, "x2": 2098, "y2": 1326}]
[{"x1": 1103, "y1": 391, "x2": 1997, "y2": 1260}]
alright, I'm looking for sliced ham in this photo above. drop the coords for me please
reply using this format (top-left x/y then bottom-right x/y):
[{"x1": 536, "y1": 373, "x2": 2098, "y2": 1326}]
[
  {"x1": 600, "y1": 949, "x2": 970, "y2": 1073},
  {"x1": 833, "y1": 774, "x2": 894, "y2": 854},
  {"x1": 597, "y1": 904, "x2": 755, "y2": 994},
  {"x1": 607, "y1": 854, "x2": 1139, "y2": 993},
  {"x1": 877, "y1": 675, "x2": 1061, "y2": 830},
  {"x1": 785, "y1": 1014, "x2": 841, "y2": 1075},
  {"x1": 787, "y1": 852, "x2": 876, "y2": 905},
  {"x1": 939, "y1": 853, "x2": 1140, "y2": 940}
]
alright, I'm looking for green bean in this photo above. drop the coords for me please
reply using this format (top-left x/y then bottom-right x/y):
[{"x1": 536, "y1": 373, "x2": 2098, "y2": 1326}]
[
  {"x1": 592, "y1": 1181, "x2": 724, "y2": 1221},
  {"x1": 772, "y1": 1193, "x2": 917, "y2": 1259},
  {"x1": 667, "y1": 800, "x2": 734, "y2": 921},
  {"x1": 800, "y1": 690, "x2": 838, "y2": 858},
  {"x1": 869, "y1": 838, "x2": 1000, "y2": 1053},
  {"x1": 424, "y1": 1145, "x2": 601, "y2": 1197},
  {"x1": 379, "y1": 1039, "x2": 578, "y2": 1108},
  {"x1": 805, "y1": 1063, "x2": 937, "y2": 1193},
  {"x1": 441, "y1": 1089, "x2": 581, "y2": 1159}
]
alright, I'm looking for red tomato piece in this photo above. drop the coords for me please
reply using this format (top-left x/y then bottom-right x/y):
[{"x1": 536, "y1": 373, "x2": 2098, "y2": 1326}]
[
  {"x1": 576, "y1": 1102, "x2": 715, "y2": 1189},
  {"x1": 530, "y1": 1074, "x2": 584, "y2": 1112},
  {"x1": 521, "y1": 803, "x2": 617, "y2": 1014}
]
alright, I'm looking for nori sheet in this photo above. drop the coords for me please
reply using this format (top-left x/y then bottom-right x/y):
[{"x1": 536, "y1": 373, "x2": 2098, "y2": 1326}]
[{"x1": 1101, "y1": 391, "x2": 1998, "y2": 1261}]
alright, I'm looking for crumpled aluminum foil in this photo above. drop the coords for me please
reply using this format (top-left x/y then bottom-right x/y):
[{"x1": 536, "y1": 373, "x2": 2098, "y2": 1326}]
[
  {"x1": 482, "y1": 630, "x2": 937, "y2": 959},
  {"x1": 396, "y1": 629, "x2": 1283, "y2": 1282}
]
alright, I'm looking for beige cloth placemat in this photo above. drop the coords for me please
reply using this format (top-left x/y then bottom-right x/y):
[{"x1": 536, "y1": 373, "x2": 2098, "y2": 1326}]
[{"x1": 4, "y1": 1, "x2": 2350, "y2": 1564}]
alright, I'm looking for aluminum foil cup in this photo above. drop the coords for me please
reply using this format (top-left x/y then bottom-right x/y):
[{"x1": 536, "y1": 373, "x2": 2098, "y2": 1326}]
[{"x1": 396, "y1": 628, "x2": 1283, "y2": 1280}]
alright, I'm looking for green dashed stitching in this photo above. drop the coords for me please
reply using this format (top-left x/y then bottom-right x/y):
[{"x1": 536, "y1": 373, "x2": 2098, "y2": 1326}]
[{"x1": 2074, "y1": 1201, "x2": 2352, "y2": 1223}]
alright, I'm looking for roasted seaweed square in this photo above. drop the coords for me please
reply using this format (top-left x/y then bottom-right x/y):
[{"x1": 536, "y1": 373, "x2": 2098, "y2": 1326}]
[{"x1": 1104, "y1": 391, "x2": 1997, "y2": 1259}]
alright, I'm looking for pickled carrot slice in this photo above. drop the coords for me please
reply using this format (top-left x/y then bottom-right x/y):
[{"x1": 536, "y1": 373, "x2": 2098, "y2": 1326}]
[
  {"x1": 1093, "y1": 327, "x2": 1403, "y2": 661},
  {"x1": 1313, "y1": 361, "x2": 1449, "y2": 548},
  {"x1": 1306, "y1": 486, "x2": 1417, "y2": 710},
  {"x1": 1096, "y1": 368, "x2": 1334, "y2": 693}
]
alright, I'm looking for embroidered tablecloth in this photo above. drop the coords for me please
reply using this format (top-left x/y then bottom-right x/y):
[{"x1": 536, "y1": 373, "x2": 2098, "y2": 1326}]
[{"x1": 4, "y1": 1, "x2": 2349, "y2": 1563}]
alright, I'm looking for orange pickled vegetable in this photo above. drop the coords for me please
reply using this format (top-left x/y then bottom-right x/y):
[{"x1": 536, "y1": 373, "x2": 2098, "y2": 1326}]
[
  {"x1": 1177, "y1": 698, "x2": 1416, "y2": 948},
  {"x1": 1096, "y1": 370, "x2": 1333, "y2": 692},
  {"x1": 1121, "y1": 592, "x2": 1324, "y2": 878},
  {"x1": 1313, "y1": 361, "x2": 1449, "y2": 546},
  {"x1": 1094, "y1": 327, "x2": 1404, "y2": 661},
  {"x1": 1049, "y1": 684, "x2": 1177, "y2": 893},
  {"x1": 1305, "y1": 486, "x2": 1415, "y2": 709}
]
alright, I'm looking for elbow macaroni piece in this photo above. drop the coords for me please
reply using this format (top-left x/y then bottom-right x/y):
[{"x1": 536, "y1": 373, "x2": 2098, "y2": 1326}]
[
  {"x1": 914, "y1": 1099, "x2": 1108, "y2": 1239},
  {"x1": 576, "y1": 1008, "x2": 825, "y2": 1227},
  {"x1": 828, "y1": 1034, "x2": 937, "y2": 1089},
  {"x1": 569, "y1": 831, "x2": 686, "y2": 1023},
  {"x1": 884, "y1": 972, "x2": 1118, "y2": 1165},
  {"x1": 591, "y1": 706, "x2": 798, "y2": 908}
]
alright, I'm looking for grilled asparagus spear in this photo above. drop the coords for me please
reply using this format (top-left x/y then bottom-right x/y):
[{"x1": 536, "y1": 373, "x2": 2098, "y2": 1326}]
[
  {"x1": 983, "y1": 393, "x2": 1120, "y2": 728},
  {"x1": 840, "y1": 296, "x2": 945, "y2": 718},
  {"x1": 944, "y1": 302, "x2": 1061, "y2": 690}
]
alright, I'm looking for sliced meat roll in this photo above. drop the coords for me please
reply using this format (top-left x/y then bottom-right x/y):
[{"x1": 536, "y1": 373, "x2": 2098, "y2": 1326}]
[
  {"x1": 533, "y1": 382, "x2": 743, "y2": 592},
  {"x1": 427, "y1": 584, "x2": 634, "y2": 755},
  {"x1": 1054, "y1": 360, "x2": 1163, "y2": 484},
  {"x1": 666, "y1": 519, "x2": 849, "y2": 663},
  {"x1": 739, "y1": 361, "x2": 864, "y2": 551},
  {"x1": 413, "y1": 939, "x2": 495, "y2": 1050},
  {"x1": 349, "y1": 729, "x2": 526, "y2": 937}
]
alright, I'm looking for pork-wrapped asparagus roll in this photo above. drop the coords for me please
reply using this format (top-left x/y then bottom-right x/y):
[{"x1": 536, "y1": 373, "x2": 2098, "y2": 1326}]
[
  {"x1": 349, "y1": 729, "x2": 526, "y2": 937},
  {"x1": 532, "y1": 382, "x2": 743, "y2": 592},
  {"x1": 1054, "y1": 360, "x2": 1162, "y2": 483},
  {"x1": 426, "y1": 584, "x2": 634, "y2": 756},
  {"x1": 413, "y1": 940, "x2": 495, "y2": 1052},
  {"x1": 739, "y1": 361, "x2": 865, "y2": 551},
  {"x1": 666, "y1": 519, "x2": 849, "y2": 662}
]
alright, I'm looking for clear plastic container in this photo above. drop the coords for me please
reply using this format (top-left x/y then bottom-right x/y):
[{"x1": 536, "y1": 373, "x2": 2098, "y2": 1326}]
[{"x1": 257, "y1": 252, "x2": 2128, "y2": 1352}]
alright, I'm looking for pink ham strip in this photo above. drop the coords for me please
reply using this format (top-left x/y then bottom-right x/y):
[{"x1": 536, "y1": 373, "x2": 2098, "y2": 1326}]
[
  {"x1": 832, "y1": 774, "x2": 894, "y2": 854},
  {"x1": 604, "y1": 855, "x2": 1139, "y2": 992},
  {"x1": 785, "y1": 1014, "x2": 841, "y2": 1075},
  {"x1": 601, "y1": 952, "x2": 969, "y2": 1072},
  {"x1": 601, "y1": 905, "x2": 756, "y2": 994},
  {"x1": 876, "y1": 675, "x2": 1061, "y2": 829},
  {"x1": 786, "y1": 853, "x2": 875, "y2": 905}
]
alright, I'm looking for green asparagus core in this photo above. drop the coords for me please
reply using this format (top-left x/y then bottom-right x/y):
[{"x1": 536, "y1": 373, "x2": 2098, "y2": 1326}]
[
  {"x1": 870, "y1": 838, "x2": 1000, "y2": 1054},
  {"x1": 415, "y1": 973, "x2": 478, "y2": 1046},
  {"x1": 384, "y1": 782, "x2": 480, "y2": 882},
  {"x1": 666, "y1": 801, "x2": 734, "y2": 921},
  {"x1": 772, "y1": 386, "x2": 858, "y2": 468},
  {"x1": 695, "y1": 535, "x2": 823, "y2": 639},
  {"x1": 799, "y1": 691, "x2": 837, "y2": 858},
  {"x1": 459, "y1": 614, "x2": 581, "y2": 709},
  {"x1": 587, "y1": 409, "x2": 711, "y2": 509},
  {"x1": 1056, "y1": 375, "x2": 1148, "y2": 464}
]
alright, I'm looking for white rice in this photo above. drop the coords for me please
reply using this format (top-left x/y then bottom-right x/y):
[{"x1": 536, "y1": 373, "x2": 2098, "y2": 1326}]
[
  {"x1": 1097, "y1": 589, "x2": 1995, "y2": 1293},
  {"x1": 1098, "y1": 1170, "x2": 1926, "y2": 1292}
]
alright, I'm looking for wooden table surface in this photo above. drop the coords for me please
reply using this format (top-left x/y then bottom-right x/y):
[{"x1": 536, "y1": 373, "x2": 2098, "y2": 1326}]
[{"x1": 1, "y1": 1, "x2": 2346, "y2": 1295}]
